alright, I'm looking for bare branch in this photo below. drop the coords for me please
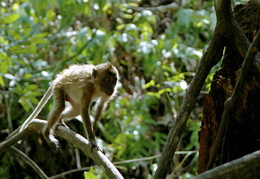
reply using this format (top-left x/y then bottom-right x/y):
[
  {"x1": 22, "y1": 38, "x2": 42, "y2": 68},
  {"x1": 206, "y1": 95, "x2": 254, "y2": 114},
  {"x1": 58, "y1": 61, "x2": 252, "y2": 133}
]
[
  {"x1": 54, "y1": 123, "x2": 124, "y2": 179},
  {"x1": 0, "y1": 127, "x2": 30, "y2": 153},
  {"x1": 154, "y1": 26, "x2": 225, "y2": 179},
  {"x1": 126, "y1": 3, "x2": 179, "y2": 12},
  {"x1": 121, "y1": 0, "x2": 179, "y2": 12},
  {"x1": 215, "y1": 0, "x2": 250, "y2": 58},
  {"x1": 0, "y1": 119, "x2": 123, "y2": 179},
  {"x1": 50, "y1": 167, "x2": 92, "y2": 179},
  {"x1": 196, "y1": 150, "x2": 260, "y2": 179},
  {"x1": 8, "y1": 146, "x2": 48, "y2": 179}
]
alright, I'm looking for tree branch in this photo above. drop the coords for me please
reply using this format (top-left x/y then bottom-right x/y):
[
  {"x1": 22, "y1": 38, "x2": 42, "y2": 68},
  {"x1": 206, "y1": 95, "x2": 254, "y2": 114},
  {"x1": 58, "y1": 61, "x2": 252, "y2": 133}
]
[
  {"x1": 215, "y1": 0, "x2": 253, "y2": 60},
  {"x1": 0, "y1": 119, "x2": 123, "y2": 179},
  {"x1": 155, "y1": 0, "x2": 259, "y2": 177},
  {"x1": 122, "y1": 0, "x2": 179, "y2": 12},
  {"x1": 8, "y1": 146, "x2": 48, "y2": 179},
  {"x1": 154, "y1": 24, "x2": 225, "y2": 179},
  {"x1": 195, "y1": 150, "x2": 260, "y2": 179}
]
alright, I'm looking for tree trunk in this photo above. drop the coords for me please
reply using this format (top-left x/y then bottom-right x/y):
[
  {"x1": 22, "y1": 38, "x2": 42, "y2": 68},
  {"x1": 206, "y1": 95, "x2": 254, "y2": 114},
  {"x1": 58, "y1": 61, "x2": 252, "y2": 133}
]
[{"x1": 198, "y1": 0, "x2": 260, "y2": 174}]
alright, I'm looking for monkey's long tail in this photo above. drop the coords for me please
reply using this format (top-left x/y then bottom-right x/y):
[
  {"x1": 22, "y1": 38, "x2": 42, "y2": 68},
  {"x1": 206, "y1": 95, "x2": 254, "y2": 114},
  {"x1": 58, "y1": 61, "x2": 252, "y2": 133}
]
[{"x1": 19, "y1": 86, "x2": 53, "y2": 132}]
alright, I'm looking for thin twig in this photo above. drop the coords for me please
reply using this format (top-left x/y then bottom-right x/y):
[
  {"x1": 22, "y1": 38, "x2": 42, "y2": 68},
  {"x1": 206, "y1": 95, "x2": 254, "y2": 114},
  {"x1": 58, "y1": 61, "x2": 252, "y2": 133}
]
[
  {"x1": 121, "y1": 0, "x2": 179, "y2": 12},
  {"x1": 127, "y1": 3, "x2": 179, "y2": 12},
  {"x1": 49, "y1": 167, "x2": 91, "y2": 179},
  {"x1": 50, "y1": 151, "x2": 198, "y2": 179},
  {"x1": 9, "y1": 146, "x2": 48, "y2": 179}
]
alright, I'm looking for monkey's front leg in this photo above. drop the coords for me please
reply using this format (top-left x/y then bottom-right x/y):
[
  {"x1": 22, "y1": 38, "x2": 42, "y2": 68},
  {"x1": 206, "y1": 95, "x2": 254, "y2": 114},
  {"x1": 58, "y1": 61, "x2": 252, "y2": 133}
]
[
  {"x1": 82, "y1": 112, "x2": 101, "y2": 151},
  {"x1": 81, "y1": 101, "x2": 101, "y2": 151}
]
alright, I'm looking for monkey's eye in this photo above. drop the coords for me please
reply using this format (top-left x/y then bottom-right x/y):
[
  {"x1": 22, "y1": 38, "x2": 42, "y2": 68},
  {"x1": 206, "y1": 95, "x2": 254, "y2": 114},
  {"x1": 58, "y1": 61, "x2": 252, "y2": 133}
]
[{"x1": 107, "y1": 77, "x2": 114, "y2": 82}]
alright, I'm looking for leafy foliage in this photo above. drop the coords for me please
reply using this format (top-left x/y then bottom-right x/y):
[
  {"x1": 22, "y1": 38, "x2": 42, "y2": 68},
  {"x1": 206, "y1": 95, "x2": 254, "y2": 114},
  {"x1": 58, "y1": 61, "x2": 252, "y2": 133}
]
[{"x1": 0, "y1": 0, "x2": 217, "y2": 178}]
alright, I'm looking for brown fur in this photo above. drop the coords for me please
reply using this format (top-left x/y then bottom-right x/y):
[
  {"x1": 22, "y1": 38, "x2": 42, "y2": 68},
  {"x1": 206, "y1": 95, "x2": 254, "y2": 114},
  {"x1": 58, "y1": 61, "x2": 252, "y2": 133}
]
[{"x1": 20, "y1": 62, "x2": 119, "y2": 150}]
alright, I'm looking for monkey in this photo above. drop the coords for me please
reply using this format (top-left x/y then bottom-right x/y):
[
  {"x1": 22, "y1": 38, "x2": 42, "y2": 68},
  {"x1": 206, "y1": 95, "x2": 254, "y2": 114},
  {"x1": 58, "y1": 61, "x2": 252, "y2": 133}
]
[{"x1": 19, "y1": 62, "x2": 119, "y2": 150}]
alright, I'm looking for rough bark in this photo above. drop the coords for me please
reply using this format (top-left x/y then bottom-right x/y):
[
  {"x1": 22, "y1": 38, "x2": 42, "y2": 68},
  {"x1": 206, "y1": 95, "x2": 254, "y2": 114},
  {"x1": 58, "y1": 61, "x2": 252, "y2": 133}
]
[{"x1": 198, "y1": 0, "x2": 260, "y2": 173}]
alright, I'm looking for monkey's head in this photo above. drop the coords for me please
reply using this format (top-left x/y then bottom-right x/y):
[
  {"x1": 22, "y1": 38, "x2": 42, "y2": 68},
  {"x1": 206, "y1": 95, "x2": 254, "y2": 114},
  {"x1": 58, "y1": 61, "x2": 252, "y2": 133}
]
[{"x1": 94, "y1": 62, "x2": 119, "y2": 96}]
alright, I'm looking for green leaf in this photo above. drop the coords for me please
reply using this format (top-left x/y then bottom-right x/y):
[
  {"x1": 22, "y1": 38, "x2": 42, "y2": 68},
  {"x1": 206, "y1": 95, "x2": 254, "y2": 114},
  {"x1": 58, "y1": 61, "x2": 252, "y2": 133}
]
[
  {"x1": 35, "y1": 32, "x2": 49, "y2": 38},
  {"x1": 13, "y1": 85, "x2": 23, "y2": 94},
  {"x1": 123, "y1": 14, "x2": 133, "y2": 19},
  {"x1": 84, "y1": 172, "x2": 99, "y2": 179},
  {"x1": 0, "y1": 53, "x2": 13, "y2": 73},
  {"x1": 28, "y1": 94, "x2": 39, "y2": 105},
  {"x1": 46, "y1": 9, "x2": 56, "y2": 20},
  {"x1": 19, "y1": 96, "x2": 30, "y2": 112},
  {"x1": 0, "y1": 36, "x2": 8, "y2": 44},
  {"x1": 0, "y1": 76, "x2": 4, "y2": 87},
  {"x1": 27, "y1": 95, "x2": 39, "y2": 105},
  {"x1": 89, "y1": 166, "x2": 95, "y2": 173},
  {"x1": 24, "y1": 84, "x2": 39, "y2": 93},
  {"x1": 28, "y1": 33, "x2": 49, "y2": 44},
  {"x1": 128, "y1": 2, "x2": 139, "y2": 7},
  {"x1": 22, "y1": 2, "x2": 31, "y2": 15},
  {"x1": 1, "y1": 14, "x2": 20, "y2": 24},
  {"x1": 29, "y1": 37, "x2": 48, "y2": 44},
  {"x1": 116, "y1": 24, "x2": 125, "y2": 31},
  {"x1": 9, "y1": 45, "x2": 28, "y2": 54},
  {"x1": 24, "y1": 73, "x2": 33, "y2": 79},
  {"x1": 28, "y1": 84, "x2": 39, "y2": 90},
  {"x1": 158, "y1": 88, "x2": 172, "y2": 95},
  {"x1": 147, "y1": 92, "x2": 160, "y2": 98},
  {"x1": 29, "y1": 44, "x2": 37, "y2": 54},
  {"x1": 7, "y1": 30, "x2": 23, "y2": 40},
  {"x1": 144, "y1": 80, "x2": 155, "y2": 89}
]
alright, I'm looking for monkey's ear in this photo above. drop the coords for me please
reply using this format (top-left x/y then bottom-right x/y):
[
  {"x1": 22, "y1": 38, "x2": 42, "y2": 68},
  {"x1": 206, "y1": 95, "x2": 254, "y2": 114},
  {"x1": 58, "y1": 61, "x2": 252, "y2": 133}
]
[
  {"x1": 108, "y1": 63, "x2": 113, "y2": 70},
  {"x1": 92, "y1": 68, "x2": 98, "y2": 78}
]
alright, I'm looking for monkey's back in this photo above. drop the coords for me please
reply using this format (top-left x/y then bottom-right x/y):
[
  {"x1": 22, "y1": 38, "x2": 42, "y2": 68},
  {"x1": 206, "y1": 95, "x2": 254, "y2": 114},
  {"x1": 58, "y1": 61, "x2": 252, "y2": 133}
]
[{"x1": 53, "y1": 64, "x2": 96, "y2": 103}]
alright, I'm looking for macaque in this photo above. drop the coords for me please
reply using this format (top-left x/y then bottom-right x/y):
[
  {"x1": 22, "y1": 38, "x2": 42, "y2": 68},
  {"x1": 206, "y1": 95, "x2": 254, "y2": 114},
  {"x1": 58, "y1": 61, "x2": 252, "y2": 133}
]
[{"x1": 20, "y1": 62, "x2": 119, "y2": 150}]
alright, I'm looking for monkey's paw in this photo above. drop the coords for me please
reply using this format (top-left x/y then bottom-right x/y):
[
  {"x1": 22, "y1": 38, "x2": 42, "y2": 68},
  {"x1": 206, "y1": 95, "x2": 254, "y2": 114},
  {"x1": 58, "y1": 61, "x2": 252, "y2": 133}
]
[
  {"x1": 43, "y1": 132, "x2": 59, "y2": 150},
  {"x1": 48, "y1": 134, "x2": 60, "y2": 150}
]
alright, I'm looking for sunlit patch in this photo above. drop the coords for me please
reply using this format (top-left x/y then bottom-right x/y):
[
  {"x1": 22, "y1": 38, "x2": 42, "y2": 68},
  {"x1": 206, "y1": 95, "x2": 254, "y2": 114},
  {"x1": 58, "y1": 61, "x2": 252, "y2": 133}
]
[{"x1": 180, "y1": 80, "x2": 188, "y2": 90}]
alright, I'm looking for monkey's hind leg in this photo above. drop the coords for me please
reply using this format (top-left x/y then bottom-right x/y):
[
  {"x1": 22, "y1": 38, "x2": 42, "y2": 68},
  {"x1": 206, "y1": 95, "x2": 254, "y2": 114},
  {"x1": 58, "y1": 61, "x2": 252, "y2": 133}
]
[
  {"x1": 42, "y1": 89, "x2": 65, "y2": 149},
  {"x1": 58, "y1": 102, "x2": 81, "y2": 129}
]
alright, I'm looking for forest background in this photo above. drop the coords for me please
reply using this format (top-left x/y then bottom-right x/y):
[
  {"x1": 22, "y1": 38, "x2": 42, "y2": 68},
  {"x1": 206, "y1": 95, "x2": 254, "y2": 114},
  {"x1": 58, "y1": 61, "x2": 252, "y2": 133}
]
[{"x1": 0, "y1": 0, "x2": 251, "y2": 178}]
